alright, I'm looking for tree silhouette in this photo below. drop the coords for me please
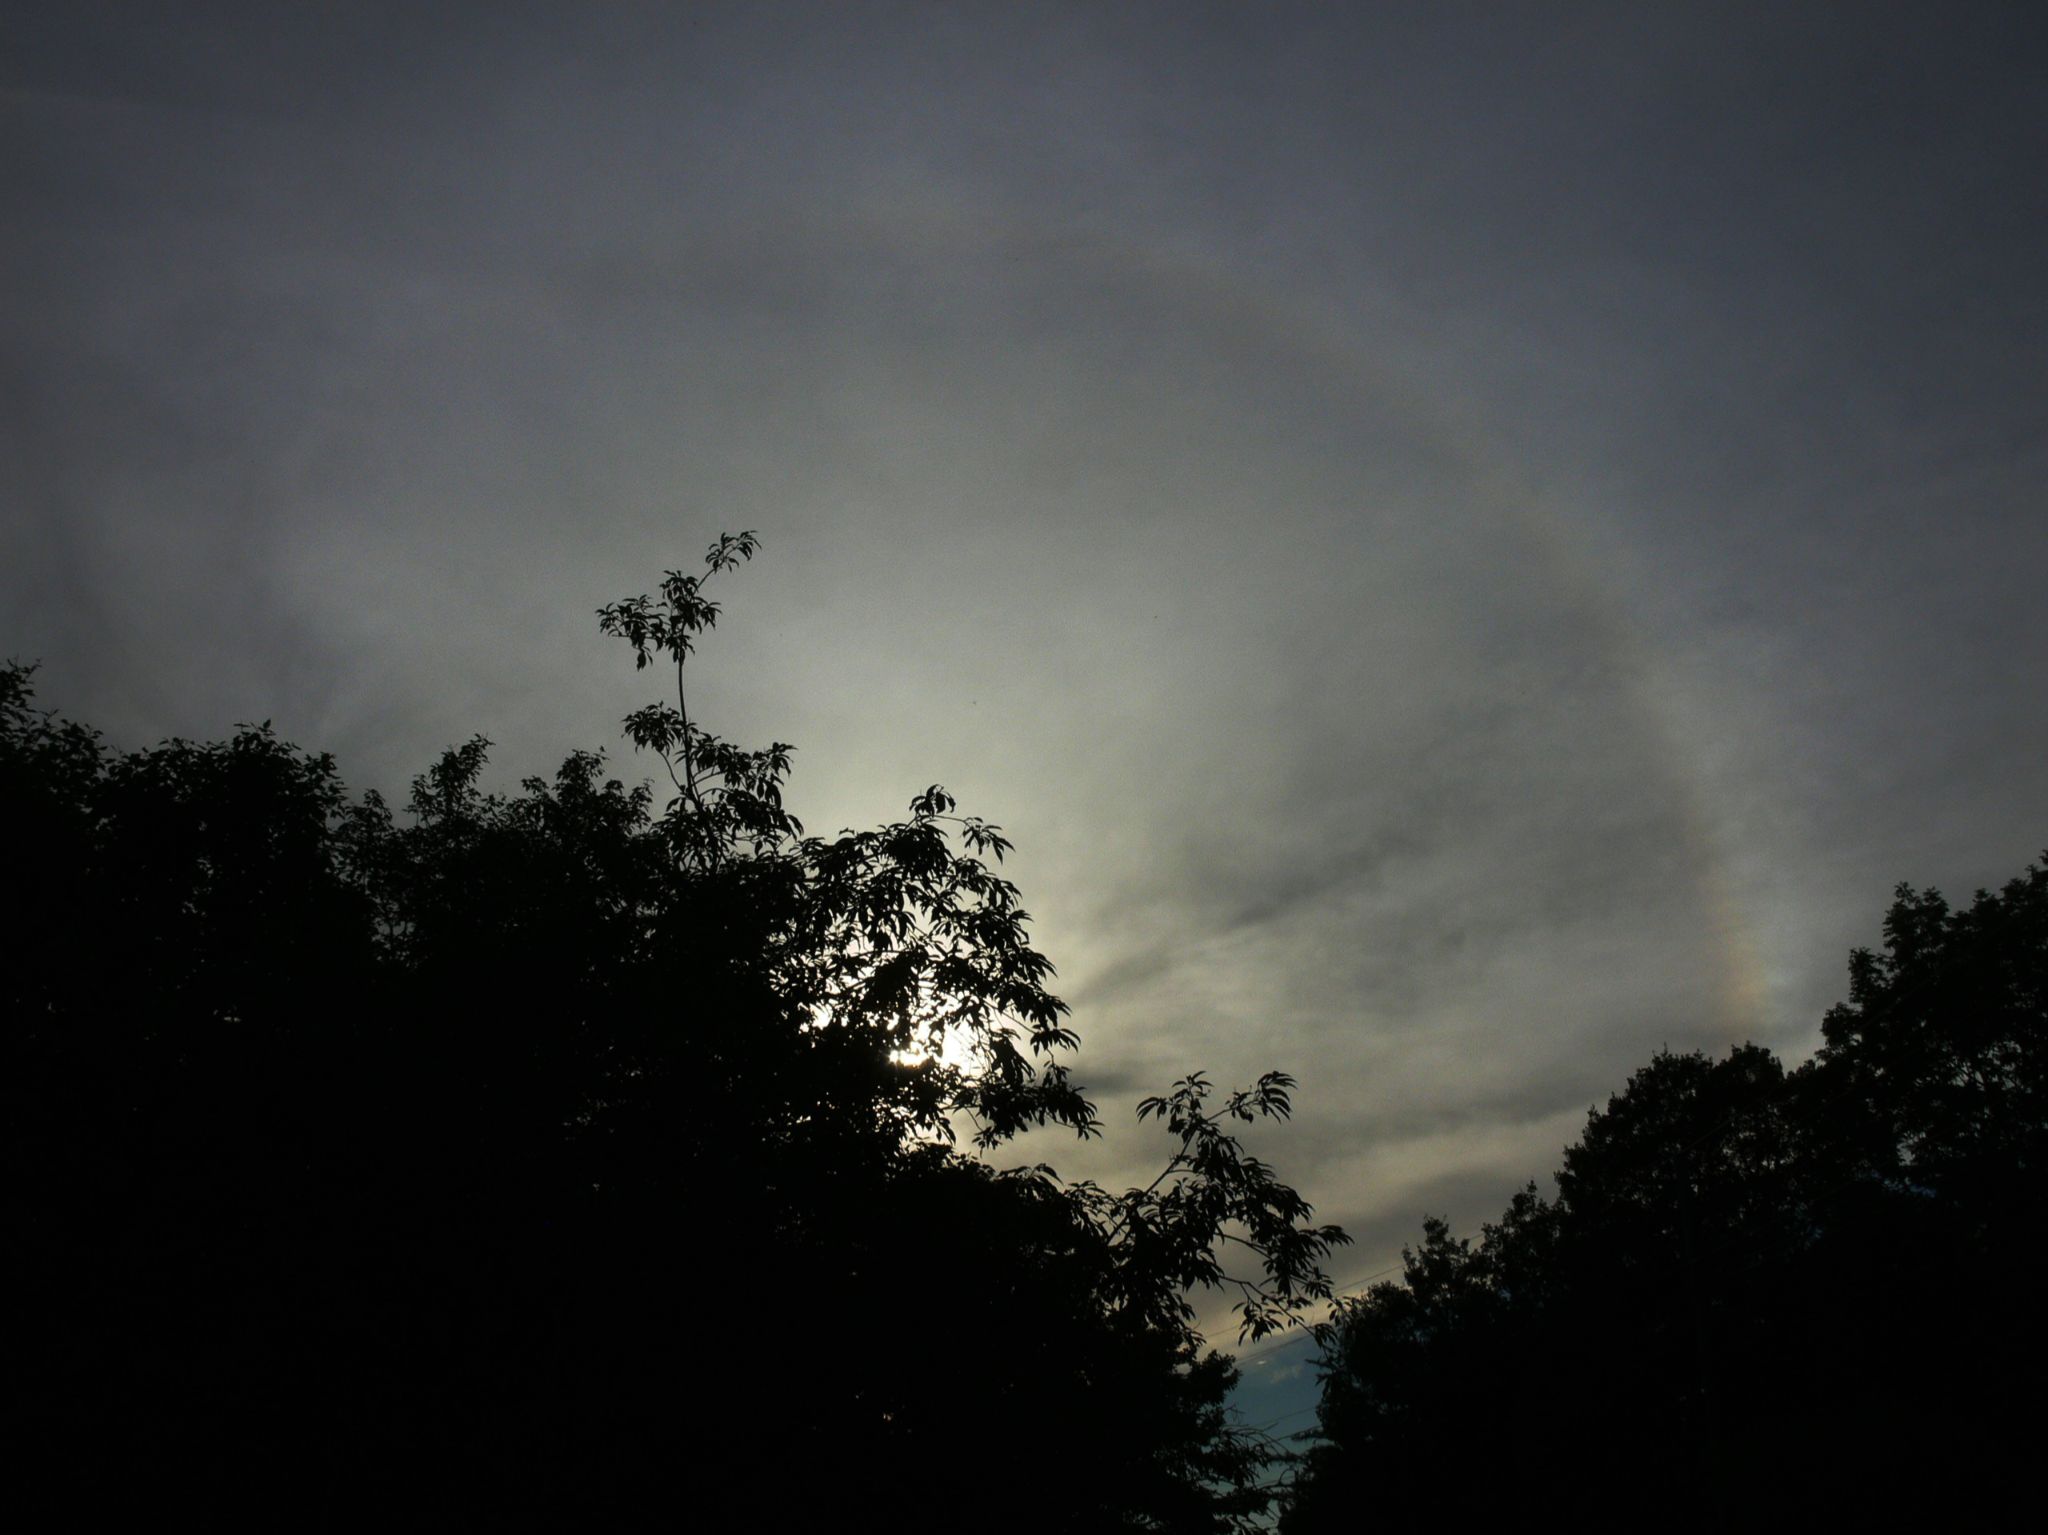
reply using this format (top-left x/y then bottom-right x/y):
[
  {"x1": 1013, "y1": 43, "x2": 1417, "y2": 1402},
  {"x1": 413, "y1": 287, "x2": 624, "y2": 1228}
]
[
  {"x1": 9, "y1": 534, "x2": 1345, "y2": 1529},
  {"x1": 1284, "y1": 857, "x2": 2048, "y2": 1531}
]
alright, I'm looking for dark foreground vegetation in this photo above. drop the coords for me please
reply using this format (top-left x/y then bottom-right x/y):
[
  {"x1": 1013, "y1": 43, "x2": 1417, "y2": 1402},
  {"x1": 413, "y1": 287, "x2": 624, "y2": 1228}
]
[
  {"x1": 10, "y1": 535, "x2": 1346, "y2": 1530},
  {"x1": 1286, "y1": 854, "x2": 2047, "y2": 1530}
]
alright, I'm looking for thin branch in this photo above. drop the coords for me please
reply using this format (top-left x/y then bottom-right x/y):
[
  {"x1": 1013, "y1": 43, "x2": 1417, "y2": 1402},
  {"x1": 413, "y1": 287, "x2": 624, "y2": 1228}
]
[{"x1": 675, "y1": 652, "x2": 701, "y2": 811}]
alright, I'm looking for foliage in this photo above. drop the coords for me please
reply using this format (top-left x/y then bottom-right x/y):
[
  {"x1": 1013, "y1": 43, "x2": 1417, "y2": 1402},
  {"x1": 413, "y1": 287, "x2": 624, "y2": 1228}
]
[
  {"x1": 1813, "y1": 866, "x2": 2048, "y2": 1201},
  {"x1": 8, "y1": 535, "x2": 1345, "y2": 1529},
  {"x1": 1283, "y1": 858, "x2": 2048, "y2": 1531}
]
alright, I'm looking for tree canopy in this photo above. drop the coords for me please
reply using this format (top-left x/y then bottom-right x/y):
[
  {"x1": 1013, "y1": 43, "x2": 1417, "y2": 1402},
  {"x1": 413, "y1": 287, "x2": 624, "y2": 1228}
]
[
  {"x1": 9, "y1": 534, "x2": 1346, "y2": 1529},
  {"x1": 1283, "y1": 857, "x2": 2048, "y2": 1531}
]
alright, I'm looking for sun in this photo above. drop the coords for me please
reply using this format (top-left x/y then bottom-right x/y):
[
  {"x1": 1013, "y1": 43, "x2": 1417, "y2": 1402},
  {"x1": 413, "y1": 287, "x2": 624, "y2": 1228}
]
[
  {"x1": 803, "y1": 995, "x2": 984, "y2": 1074},
  {"x1": 888, "y1": 1018, "x2": 982, "y2": 1074}
]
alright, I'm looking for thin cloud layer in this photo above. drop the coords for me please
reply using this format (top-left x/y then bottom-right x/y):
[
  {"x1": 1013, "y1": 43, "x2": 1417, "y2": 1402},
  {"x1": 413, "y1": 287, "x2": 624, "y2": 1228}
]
[{"x1": 6, "y1": 2, "x2": 2044, "y2": 1317}]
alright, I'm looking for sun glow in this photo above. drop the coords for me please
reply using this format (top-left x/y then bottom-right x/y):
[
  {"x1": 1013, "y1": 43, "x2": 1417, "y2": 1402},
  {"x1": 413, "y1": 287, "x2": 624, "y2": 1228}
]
[
  {"x1": 888, "y1": 1020, "x2": 982, "y2": 1074},
  {"x1": 803, "y1": 999, "x2": 984, "y2": 1075}
]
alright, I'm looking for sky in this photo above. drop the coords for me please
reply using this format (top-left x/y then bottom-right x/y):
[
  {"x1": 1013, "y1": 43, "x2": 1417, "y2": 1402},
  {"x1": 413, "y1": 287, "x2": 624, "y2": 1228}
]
[{"x1": 6, "y1": 1, "x2": 2044, "y2": 1405}]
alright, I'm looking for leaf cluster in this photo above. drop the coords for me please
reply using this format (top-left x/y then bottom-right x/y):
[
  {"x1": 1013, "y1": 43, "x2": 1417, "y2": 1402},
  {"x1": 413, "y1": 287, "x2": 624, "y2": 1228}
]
[{"x1": 1058, "y1": 1071, "x2": 1357, "y2": 1343}]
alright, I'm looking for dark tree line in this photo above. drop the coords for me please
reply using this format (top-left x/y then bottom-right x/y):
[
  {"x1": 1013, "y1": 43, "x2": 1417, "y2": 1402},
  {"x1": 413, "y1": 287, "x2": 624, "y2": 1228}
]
[
  {"x1": 9, "y1": 535, "x2": 1346, "y2": 1529},
  {"x1": 1284, "y1": 856, "x2": 2048, "y2": 1530}
]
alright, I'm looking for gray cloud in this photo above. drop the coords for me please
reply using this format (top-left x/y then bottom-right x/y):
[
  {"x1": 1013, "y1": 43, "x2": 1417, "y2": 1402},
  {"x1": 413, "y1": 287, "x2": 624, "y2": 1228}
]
[{"x1": 5, "y1": 0, "x2": 2043, "y2": 1342}]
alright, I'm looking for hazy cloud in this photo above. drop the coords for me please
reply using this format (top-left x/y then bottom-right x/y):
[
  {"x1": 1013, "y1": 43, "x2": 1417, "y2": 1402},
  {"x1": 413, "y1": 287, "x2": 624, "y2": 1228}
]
[{"x1": 6, "y1": 0, "x2": 2043, "y2": 1330}]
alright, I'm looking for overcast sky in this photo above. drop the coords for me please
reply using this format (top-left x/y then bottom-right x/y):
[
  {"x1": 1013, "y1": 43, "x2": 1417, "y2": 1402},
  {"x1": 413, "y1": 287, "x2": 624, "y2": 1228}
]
[{"x1": 6, "y1": 2, "x2": 2044, "y2": 1370}]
